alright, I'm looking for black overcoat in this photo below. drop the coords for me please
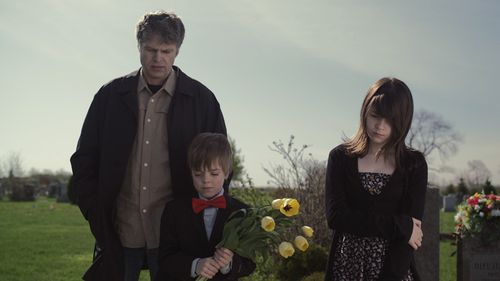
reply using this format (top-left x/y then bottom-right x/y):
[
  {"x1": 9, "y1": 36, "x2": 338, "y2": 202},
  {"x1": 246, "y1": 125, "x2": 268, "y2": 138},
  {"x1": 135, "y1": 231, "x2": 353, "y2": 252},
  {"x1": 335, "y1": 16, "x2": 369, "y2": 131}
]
[
  {"x1": 324, "y1": 144, "x2": 428, "y2": 281},
  {"x1": 70, "y1": 66, "x2": 227, "y2": 281}
]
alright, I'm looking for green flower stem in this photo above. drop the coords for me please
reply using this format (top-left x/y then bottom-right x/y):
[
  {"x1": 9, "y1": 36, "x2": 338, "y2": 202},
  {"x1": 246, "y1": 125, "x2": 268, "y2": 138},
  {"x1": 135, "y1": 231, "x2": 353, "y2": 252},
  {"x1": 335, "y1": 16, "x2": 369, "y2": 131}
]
[{"x1": 193, "y1": 199, "x2": 305, "y2": 280}]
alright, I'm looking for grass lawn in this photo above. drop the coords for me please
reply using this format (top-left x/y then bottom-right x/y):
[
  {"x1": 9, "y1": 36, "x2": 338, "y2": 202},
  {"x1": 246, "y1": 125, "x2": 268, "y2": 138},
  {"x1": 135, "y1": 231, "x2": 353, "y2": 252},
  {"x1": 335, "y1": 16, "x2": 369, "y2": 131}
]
[
  {"x1": 440, "y1": 210, "x2": 457, "y2": 281},
  {"x1": 0, "y1": 197, "x2": 150, "y2": 281},
  {"x1": 0, "y1": 197, "x2": 458, "y2": 281}
]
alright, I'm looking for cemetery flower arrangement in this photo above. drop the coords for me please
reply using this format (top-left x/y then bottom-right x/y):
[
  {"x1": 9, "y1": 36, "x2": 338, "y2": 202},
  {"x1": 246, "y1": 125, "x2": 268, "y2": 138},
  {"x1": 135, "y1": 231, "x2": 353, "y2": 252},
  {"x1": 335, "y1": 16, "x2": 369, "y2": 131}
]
[
  {"x1": 196, "y1": 198, "x2": 314, "y2": 281},
  {"x1": 454, "y1": 192, "x2": 500, "y2": 244}
]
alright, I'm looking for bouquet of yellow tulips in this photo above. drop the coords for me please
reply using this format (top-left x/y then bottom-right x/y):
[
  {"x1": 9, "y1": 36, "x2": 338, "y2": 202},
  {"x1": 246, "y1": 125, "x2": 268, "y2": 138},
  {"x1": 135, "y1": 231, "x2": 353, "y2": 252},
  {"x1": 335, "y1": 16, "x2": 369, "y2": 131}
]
[{"x1": 196, "y1": 198, "x2": 314, "y2": 281}]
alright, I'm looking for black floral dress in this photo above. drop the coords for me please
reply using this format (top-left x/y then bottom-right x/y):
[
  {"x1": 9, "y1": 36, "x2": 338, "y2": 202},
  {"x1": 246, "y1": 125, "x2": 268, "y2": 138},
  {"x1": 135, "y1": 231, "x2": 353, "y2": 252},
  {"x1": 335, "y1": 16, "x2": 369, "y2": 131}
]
[{"x1": 331, "y1": 172, "x2": 413, "y2": 281}]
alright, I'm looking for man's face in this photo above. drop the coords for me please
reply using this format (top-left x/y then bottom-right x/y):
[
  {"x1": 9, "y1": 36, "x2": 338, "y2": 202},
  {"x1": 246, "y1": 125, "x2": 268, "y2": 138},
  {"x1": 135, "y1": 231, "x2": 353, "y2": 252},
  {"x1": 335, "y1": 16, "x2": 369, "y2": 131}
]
[{"x1": 139, "y1": 34, "x2": 178, "y2": 85}]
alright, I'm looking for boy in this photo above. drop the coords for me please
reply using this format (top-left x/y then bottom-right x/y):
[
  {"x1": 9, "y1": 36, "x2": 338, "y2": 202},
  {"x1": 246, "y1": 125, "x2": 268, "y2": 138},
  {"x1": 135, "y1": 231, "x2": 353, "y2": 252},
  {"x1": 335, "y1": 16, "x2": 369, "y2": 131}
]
[{"x1": 157, "y1": 133, "x2": 256, "y2": 280}]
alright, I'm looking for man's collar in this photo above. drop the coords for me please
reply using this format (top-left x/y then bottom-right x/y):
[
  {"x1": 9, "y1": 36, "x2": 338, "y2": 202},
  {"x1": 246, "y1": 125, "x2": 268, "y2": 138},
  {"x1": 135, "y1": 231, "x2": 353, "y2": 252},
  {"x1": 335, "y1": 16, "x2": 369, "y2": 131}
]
[{"x1": 138, "y1": 67, "x2": 176, "y2": 96}]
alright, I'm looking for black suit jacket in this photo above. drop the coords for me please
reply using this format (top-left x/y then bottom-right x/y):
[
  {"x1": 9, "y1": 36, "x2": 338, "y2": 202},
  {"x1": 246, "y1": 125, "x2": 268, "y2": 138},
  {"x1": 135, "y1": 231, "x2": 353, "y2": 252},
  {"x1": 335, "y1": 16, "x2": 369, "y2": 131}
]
[
  {"x1": 324, "y1": 144, "x2": 428, "y2": 281},
  {"x1": 157, "y1": 195, "x2": 256, "y2": 281},
  {"x1": 70, "y1": 66, "x2": 227, "y2": 281}
]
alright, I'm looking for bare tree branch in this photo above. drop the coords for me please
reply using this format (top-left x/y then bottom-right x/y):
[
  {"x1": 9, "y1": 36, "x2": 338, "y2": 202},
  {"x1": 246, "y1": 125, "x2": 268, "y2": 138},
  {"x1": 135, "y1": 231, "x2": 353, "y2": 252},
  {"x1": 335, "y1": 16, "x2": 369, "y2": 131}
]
[
  {"x1": 464, "y1": 160, "x2": 492, "y2": 189},
  {"x1": 2, "y1": 151, "x2": 25, "y2": 177},
  {"x1": 263, "y1": 135, "x2": 330, "y2": 248},
  {"x1": 407, "y1": 109, "x2": 462, "y2": 162}
]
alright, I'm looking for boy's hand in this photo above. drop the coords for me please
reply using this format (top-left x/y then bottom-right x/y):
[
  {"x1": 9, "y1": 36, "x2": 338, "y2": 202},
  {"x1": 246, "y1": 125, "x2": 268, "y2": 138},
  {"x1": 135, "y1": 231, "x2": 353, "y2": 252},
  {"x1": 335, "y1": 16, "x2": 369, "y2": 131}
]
[
  {"x1": 214, "y1": 247, "x2": 234, "y2": 268},
  {"x1": 196, "y1": 257, "x2": 220, "y2": 279}
]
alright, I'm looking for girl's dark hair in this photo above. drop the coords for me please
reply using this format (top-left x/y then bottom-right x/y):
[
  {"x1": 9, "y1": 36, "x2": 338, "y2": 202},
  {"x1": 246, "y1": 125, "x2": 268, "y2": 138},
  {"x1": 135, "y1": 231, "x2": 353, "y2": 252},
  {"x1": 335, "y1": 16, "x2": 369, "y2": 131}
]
[
  {"x1": 188, "y1": 133, "x2": 232, "y2": 175},
  {"x1": 344, "y1": 77, "x2": 414, "y2": 170}
]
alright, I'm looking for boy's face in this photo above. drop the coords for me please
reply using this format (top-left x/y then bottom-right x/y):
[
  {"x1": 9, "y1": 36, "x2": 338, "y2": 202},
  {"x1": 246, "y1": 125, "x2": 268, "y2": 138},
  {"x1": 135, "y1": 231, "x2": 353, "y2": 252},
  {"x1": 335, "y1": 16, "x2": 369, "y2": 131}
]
[{"x1": 191, "y1": 160, "x2": 227, "y2": 199}]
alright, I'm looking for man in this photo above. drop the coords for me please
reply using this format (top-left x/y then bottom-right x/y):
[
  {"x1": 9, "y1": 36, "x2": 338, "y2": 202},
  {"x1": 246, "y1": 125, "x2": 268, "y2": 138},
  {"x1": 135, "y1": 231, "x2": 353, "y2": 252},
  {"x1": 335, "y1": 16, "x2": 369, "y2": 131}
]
[{"x1": 71, "y1": 11, "x2": 227, "y2": 281}]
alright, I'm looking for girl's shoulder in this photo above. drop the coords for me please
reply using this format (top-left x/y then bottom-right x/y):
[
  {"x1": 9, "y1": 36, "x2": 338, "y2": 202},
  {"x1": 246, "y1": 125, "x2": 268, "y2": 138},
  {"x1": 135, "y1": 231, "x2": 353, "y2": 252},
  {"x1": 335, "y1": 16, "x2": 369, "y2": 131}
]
[
  {"x1": 402, "y1": 147, "x2": 427, "y2": 172},
  {"x1": 329, "y1": 143, "x2": 347, "y2": 156},
  {"x1": 329, "y1": 143, "x2": 356, "y2": 161},
  {"x1": 404, "y1": 147, "x2": 426, "y2": 161}
]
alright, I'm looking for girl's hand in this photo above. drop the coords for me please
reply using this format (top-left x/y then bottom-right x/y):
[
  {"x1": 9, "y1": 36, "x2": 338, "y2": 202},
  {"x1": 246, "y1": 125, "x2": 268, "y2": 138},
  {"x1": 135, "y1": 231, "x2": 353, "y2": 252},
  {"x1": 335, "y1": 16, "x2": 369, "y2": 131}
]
[{"x1": 408, "y1": 217, "x2": 423, "y2": 250}]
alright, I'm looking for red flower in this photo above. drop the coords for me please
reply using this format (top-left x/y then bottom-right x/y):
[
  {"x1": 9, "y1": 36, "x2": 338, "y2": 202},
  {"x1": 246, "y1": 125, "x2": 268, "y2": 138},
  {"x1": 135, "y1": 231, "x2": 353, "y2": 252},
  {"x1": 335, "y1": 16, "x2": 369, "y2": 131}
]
[{"x1": 468, "y1": 197, "x2": 479, "y2": 206}]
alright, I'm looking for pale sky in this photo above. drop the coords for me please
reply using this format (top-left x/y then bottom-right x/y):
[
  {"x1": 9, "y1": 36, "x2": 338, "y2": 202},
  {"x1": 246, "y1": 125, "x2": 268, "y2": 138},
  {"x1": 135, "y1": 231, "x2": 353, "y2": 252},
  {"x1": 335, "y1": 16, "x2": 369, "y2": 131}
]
[{"x1": 1, "y1": 0, "x2": 499, "y2": 186}]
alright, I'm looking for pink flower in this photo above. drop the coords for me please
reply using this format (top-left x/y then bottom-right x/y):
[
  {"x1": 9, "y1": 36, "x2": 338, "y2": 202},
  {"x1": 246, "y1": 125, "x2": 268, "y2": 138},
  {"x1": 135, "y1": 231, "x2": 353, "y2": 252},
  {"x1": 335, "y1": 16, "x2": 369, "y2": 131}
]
[{"x1": 468, "y1": 197, "x2": 479, "y2": 206}]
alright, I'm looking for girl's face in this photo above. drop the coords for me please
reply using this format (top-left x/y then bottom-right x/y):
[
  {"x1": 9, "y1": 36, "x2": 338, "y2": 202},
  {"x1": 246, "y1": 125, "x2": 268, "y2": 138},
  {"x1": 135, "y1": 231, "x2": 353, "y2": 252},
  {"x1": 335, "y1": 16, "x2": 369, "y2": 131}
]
[{"x1": 366, "y1": 112, "x2": 392, "y2": 146}]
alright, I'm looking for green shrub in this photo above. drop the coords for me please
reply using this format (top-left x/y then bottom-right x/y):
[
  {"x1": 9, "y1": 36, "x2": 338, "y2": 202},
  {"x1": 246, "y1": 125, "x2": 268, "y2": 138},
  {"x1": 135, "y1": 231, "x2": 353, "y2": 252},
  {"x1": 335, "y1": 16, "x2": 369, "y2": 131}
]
[
  {"x1": 276, "y1": 243, "x2": 328, "y2": 281},
  {"x1": 301, "y1": 271, "x2": 325, "y2": 281},
  {"x1": 240, "y1": 254, "x2": 280, "y2": 281},
  {"x1": 230, "y1": 187, "x2": 272, "y2": 207},
  {"x1": 230, "y1": 186, "x2": 328, "y2": 281},
  {"x1": 263, "y1": 136, "x2": 331, "y2": 249}
]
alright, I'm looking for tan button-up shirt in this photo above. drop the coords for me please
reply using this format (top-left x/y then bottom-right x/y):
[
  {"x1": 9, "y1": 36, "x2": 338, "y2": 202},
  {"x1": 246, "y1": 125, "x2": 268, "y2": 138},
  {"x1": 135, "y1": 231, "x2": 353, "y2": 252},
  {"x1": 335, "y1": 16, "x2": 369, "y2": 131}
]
[{"x1": 115, "y1": 68, "x2": 177, "y2": 249}]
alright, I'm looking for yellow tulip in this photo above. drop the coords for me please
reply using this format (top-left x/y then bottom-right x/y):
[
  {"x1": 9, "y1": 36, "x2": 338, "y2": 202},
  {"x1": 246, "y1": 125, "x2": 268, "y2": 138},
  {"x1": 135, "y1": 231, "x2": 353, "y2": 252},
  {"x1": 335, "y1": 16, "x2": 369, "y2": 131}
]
[
  {"x1": 279, "y1": 198, "x2": 300, "y2": 217},
  {"x1": 301, "y1": 226, "x2": 314, "y2": 237},
  {"x1": 294, "y1": 235, "x2": 309, "y2": 252},
  {"x1": 278, "y1": 241, "x2": 295, "y2": 258},
  {"x1": 261, "y1": 216, "x2": 276, "y2": 232},
  {"x1": 271, "y1": 198, "x2": 284, "y2": 210}
]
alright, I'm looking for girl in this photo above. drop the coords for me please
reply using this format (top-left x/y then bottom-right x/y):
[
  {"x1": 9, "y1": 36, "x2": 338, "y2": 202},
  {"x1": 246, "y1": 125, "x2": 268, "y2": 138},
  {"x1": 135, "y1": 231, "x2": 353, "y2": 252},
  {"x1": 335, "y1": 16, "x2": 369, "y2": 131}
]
[{"x1": 324, "y1": 78, "x2": 428, "y2": 281}]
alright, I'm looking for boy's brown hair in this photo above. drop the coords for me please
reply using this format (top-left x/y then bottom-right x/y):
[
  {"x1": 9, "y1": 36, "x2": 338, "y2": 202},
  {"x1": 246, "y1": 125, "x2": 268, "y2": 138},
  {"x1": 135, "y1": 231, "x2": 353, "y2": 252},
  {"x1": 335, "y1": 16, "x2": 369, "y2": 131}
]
[{"x1": 188, "y1": 133, "x2": 232, "y2": 175}]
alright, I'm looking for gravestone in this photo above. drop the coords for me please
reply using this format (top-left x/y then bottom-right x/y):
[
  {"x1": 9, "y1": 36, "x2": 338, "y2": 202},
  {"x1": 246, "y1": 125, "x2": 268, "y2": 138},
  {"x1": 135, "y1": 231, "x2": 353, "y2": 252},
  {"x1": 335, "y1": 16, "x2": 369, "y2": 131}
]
[
  {"x1": 414, "y1": 187, "x2": 440, "y2": 281},
  {"x1": 458, "y1": 237, "x2": 500, "y2": 281},
  {"x1": 9, "y1": 181, "x2": 35, "y2": 201},
  {"x1": 443, "y1": 194, "x2": 458, "y2": 212},
  {"x1": 56, "y1": 183, "x2": 70, "y2": 203},
  {"x1": 48, "y1": 183, "x2": 59, "y2": 198}
]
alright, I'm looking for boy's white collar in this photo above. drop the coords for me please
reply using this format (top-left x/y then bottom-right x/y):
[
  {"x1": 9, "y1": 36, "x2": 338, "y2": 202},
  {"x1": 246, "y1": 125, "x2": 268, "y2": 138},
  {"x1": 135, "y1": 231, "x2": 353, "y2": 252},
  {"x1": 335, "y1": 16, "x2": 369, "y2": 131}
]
[{"x1": 198, "y1": 188, "x2": 224, "y2": 200}]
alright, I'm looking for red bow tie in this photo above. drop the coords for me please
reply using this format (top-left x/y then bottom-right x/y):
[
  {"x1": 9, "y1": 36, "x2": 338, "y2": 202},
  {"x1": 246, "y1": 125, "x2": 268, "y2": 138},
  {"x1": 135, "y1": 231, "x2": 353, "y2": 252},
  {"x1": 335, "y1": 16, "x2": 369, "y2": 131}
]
[{"x1": 192, "y1": 196, "x2": 226, "y2": 214}]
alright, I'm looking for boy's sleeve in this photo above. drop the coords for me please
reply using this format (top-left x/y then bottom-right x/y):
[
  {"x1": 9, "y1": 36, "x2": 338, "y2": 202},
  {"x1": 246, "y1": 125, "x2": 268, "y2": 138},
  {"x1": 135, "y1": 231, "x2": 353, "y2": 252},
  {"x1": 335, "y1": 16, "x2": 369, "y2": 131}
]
[
  {"x1": 191, "y1": 258, "x2": 200, "y2": 277},
  {"x1": 219, "y1": 260, "x2": 231, "y2": 274},
  {"x1": 217, "y1": 254, "x2": 256, "y2": 280},
  {"x1": 157, "y1": 203, "x2": 197, "y2": 281}
]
